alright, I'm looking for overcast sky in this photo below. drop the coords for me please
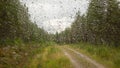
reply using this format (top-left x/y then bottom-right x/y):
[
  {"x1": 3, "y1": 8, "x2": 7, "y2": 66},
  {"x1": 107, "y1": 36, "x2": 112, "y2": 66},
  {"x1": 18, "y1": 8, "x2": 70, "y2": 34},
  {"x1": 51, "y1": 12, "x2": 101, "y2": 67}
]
[{"x1": 20, "y1": 0, "x2": 89, "y2": 34}]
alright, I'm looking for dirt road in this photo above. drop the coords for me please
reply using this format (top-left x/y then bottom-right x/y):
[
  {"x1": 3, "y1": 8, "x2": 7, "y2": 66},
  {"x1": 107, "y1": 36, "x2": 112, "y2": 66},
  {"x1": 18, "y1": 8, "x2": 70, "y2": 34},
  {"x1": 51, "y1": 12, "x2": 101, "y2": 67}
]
[{"x1": 60, "y1": 46, "x2": 105, "y2": 68}]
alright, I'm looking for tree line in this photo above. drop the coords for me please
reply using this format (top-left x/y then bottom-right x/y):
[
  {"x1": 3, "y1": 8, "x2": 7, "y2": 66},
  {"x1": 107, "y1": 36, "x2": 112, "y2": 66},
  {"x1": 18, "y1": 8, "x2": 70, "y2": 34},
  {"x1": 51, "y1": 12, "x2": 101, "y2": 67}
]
[
  {"x1": 0, "y1": 0, "x2": 119, "y2": 47},
  {"x1": 0, "y1": 0, "x2": 50, "y2": 46},
  {"x1": 55, "y1": 0, "x2": 120, "y2": 46}
]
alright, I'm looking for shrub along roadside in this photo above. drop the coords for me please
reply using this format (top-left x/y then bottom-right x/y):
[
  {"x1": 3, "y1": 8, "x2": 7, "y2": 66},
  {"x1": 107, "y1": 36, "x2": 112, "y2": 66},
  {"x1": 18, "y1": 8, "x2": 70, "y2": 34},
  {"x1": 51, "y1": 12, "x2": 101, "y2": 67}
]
[{"x1": 0, "y1": 42, "x2": 52, "y2": 68}]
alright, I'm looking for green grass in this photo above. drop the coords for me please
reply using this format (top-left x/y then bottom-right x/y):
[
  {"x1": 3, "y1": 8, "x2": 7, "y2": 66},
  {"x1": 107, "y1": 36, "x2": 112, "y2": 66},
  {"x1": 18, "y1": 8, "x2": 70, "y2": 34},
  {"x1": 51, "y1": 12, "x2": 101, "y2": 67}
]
[
  {"x1": 0, "y1": 42, "x2": 49, "y2": 68},
  {"x1": 29, "y1": 45, "x2": 73, "y2": 68},
  {"x1": 69, "y1": 43, "x2": 120, "y2": 68}
]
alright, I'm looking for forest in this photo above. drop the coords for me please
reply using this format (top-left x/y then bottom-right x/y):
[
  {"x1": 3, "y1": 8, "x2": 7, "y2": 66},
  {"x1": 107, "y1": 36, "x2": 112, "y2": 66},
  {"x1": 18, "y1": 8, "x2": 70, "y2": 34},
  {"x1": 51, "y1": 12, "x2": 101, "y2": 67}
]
[
  {"x1": 55, "y1": 0, "x2": 120, "y2": 46},
  {"x1": 0, "y1": 0, "x2": 120, "y2": 68}
]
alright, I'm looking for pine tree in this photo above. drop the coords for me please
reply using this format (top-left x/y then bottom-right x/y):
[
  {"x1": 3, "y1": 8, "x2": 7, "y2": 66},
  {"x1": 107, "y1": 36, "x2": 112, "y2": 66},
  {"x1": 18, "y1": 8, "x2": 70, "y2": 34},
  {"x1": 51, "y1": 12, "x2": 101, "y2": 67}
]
[{"x1": 104, "y1": 0, "x2": 120, "y2": 46}]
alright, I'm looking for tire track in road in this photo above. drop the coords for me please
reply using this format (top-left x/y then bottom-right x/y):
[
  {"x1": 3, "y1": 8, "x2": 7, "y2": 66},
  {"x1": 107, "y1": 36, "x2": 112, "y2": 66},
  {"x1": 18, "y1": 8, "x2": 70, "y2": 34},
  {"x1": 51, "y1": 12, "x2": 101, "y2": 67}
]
[
  {"x1": 62, "y1": 48, "x2": 82, "y2": 68},
  {"x1": 60, "y1": 46, "x2": 105, "y2": 68}
]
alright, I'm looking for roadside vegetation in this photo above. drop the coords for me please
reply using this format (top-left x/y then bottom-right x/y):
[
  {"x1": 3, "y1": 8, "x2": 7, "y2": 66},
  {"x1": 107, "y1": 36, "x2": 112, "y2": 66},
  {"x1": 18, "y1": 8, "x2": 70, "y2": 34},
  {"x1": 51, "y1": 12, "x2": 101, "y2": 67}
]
[
  {"x1": 68, "y1": 43, "x2": 120, "y2": 68},
  {"x1": 0, "y1": 42, "x2": 52, "y2": 68}
]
